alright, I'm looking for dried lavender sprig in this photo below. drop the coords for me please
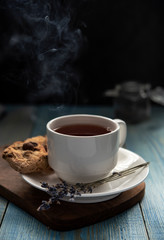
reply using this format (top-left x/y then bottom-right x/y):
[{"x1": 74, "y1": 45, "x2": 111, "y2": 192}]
[
  {"x1": 37, "y1": 180, "x2": 91, "y2": 211},
  {"x1": 37, "y1": 162, "x2": 149, "y2": 211}
]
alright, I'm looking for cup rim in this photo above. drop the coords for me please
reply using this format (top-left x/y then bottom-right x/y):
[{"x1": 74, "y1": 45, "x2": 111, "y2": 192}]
[{"x1": 46, "y1": 114, "x2": 119, "y2": 138}]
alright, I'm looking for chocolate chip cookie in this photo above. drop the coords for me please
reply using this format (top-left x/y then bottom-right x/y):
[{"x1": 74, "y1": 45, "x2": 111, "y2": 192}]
[{"x1": 2, "y1": 136, "x2": 51, "y2": 174}]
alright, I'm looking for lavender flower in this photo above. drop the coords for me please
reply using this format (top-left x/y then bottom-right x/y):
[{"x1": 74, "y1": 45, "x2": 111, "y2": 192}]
[
  {"x1": 37, "y1": 162, "x2": 149, "y2": 211},
  {"x1": 37, "y1": 180, "x2": 94, "y2": 211}
]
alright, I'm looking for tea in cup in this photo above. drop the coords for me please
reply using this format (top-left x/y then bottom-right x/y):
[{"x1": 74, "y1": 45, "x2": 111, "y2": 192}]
[{"x1": 47, "y1": 114, "x2": 127, "y2": 183}]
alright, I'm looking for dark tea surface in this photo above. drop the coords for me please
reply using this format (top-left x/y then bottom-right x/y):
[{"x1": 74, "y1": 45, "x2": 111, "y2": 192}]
[{"x1": 54, "y1": 124, "x2": 111, "y2": 136}]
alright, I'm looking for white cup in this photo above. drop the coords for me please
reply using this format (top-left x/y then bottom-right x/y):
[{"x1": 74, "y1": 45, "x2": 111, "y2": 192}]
[{"x1": 47, "y1": 114, "x2": 127, "y2": 183}]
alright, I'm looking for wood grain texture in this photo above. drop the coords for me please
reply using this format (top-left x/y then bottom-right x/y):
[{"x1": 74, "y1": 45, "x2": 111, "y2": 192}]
[
  {"x1": 1, "y1": 105, "x2": 163, "y2": 239},
  {"x1": 126, "y1": 106, "x2": 164, "y2": 240},
  {"x1": 0, "y1": 196, "x2": 7, "y2": 224},
  {"x1": 0, "y1": 147, "x2": 145, "y2": 232},
  {"x1": 0, "y1": 205, "x2": 148, "y2": 240},
  {"x1": 0, "y1": 106, "x2": 36, "y2": 229}
]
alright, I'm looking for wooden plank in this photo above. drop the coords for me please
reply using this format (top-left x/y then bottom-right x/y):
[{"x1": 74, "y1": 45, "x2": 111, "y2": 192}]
[
  {"x1": 126, "y1": 106, "x2": 164, "y2": 239},
  {"x1": 1, "y1": 204, "x2": 147, "y2": 240},
  {"x1": 0, "y1": 146, "x2": 146, "y2": 231},
  {"x1": 0, "y1": 105, "x2": 149, "y2": 239},
  {"x1": 0, "y1": 106, "x2": 36, "y2": 227},
  {"x1": 0, "y1": 196, "x2": 7, "y2": 224}
]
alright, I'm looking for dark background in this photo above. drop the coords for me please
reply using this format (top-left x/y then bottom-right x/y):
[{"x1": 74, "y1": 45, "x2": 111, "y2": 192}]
[{"x1": 0, "y1": 0, "x2": 164, "y2": 105}]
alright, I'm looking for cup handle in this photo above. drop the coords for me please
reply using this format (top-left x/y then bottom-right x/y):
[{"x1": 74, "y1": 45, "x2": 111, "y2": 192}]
[{"x1": 114, "y1": 119, "x2": 127, "y2": 147}]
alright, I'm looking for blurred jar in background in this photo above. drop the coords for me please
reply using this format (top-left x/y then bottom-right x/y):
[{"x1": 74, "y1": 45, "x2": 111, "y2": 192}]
[{"x1": 114, "y1": 81, "x2": 151, "y2": 123}]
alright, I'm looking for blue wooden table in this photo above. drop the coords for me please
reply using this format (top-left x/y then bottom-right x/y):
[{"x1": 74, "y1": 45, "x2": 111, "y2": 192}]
[{"x1": 0, "y1": 104, "x2": 164, "y2": 240}]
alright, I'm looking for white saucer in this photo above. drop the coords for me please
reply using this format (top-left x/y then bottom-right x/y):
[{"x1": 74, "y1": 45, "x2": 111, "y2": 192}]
[{"x1": 21, "y1": 148, "x2": 149, "y2": 203}]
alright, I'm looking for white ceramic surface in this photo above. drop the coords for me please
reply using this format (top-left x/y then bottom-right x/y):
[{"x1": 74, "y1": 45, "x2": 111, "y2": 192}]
[
  {"x1": 21, "y1": 148, "x2": 149, "y2": 203},
  {"x1": 46, "y1": 114, "x2": 127, "y2": 183}
]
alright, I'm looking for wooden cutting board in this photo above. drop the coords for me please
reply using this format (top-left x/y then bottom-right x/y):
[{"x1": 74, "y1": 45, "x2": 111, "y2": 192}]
[{"x1": 0, "y1": 147, "x2": 145, "y2": 231}]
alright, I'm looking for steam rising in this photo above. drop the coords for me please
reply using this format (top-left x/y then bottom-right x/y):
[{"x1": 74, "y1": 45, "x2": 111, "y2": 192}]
[{"x1": 0, "y1": 0, "x2": 87, "y2": 104}]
